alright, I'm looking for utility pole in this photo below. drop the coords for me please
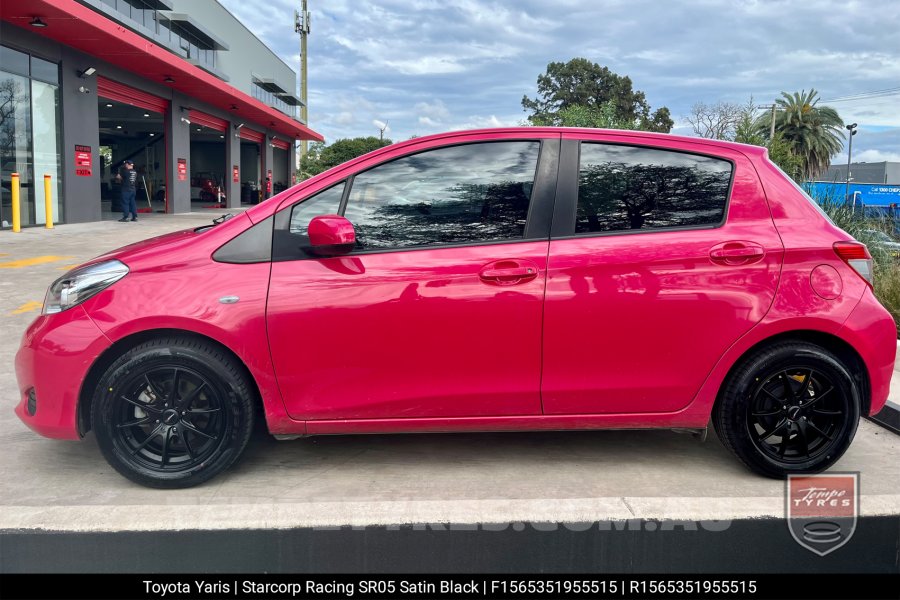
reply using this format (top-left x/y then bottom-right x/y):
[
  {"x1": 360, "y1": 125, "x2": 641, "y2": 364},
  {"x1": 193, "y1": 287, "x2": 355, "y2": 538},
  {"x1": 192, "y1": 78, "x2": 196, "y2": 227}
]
[
  {"x1": 770, "y1": 104, "x2": 776, "y2": 141},
  {"x1": 295, "y1": 1, "x2": 310, "y2": 160}
]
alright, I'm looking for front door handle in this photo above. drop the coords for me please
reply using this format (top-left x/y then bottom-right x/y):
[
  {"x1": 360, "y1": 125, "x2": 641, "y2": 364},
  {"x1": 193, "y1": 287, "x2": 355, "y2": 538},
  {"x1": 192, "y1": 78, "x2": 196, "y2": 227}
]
[
  {"x1": 709, "y1": 241, "x2": 765, "y2": 265},
  {"x1": 479, "y1": 260, "x2": 539, "y2": 286}
]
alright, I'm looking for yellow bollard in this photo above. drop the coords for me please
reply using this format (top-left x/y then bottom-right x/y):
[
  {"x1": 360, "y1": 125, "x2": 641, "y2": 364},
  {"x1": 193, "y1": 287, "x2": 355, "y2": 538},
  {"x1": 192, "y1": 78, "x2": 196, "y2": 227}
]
[
  {"x1": 11, "y1": 172, "x2": 21, "y2": 233},
  {"x1": 44, "y1": 174, "x2": 53, "y2": 229}
]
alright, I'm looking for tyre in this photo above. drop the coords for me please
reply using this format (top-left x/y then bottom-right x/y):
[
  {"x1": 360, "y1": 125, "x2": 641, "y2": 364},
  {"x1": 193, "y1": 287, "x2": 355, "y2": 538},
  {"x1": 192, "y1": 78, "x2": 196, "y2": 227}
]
[
  {"x1": 713, "y1": 342, "x2": 860, "y2": 478},
  {"x1": 91, "y1": 336, "x2": 255, "y2": 488}
]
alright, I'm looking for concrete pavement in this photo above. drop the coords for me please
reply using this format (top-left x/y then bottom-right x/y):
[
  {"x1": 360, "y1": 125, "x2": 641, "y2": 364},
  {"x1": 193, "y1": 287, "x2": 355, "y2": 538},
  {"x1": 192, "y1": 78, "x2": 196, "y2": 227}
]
[{"x1": 1, "y1": 214, "x2": 898, "y2": 532}]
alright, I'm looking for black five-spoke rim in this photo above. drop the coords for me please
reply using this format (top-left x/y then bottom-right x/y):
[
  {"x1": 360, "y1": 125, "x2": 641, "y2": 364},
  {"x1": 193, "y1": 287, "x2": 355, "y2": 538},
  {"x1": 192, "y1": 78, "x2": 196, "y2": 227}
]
[
  {"x1": 111, "y1": 366, "x2": 225, "y2": 472},
  {"x1": 747, "y1": 367, "x2": 847, "y2": 464}
]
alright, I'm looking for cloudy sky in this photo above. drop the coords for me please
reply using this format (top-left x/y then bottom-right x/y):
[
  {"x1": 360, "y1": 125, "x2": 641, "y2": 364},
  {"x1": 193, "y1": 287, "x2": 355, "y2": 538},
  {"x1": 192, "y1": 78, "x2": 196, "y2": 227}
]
[{"x1": 219, "y1": 0, "x2": 900, "y2": 163}]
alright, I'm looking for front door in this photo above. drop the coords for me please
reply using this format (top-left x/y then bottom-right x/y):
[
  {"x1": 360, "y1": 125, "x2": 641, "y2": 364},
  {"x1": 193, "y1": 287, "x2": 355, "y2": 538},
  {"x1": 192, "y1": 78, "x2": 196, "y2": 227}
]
[{"x1": 267, "y1": 138, "x2": 559, "y2": 421}]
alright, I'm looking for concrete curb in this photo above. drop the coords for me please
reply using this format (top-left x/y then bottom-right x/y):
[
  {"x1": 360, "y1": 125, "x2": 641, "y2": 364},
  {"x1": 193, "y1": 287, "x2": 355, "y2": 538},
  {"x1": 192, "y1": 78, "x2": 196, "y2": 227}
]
[{"x1": 3, "y1": 494, "x2": 899, "y2": 532}]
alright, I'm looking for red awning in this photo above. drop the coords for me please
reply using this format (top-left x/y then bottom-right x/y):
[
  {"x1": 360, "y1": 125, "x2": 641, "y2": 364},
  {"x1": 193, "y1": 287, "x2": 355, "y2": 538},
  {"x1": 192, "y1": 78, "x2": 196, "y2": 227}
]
[{"x1": 2, "y1": 0, "x2": 323, "y2": 143}]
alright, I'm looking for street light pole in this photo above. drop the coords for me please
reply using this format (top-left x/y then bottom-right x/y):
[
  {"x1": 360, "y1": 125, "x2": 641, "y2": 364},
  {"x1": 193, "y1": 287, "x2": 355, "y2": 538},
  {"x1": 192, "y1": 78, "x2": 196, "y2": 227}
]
[{"x1": 845, "y1": 122, "x2": 858, "y2": 204}]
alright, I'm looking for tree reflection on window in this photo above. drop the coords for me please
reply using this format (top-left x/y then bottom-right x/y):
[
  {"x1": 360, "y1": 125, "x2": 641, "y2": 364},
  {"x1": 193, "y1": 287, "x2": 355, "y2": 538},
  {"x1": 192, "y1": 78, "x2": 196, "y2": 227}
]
[
  {"x1": 576, "y1": 144, "x2": 732, "y2": 233},
  {"x1": 343, "y1": 141, "x2": 540, "y2": 250}
]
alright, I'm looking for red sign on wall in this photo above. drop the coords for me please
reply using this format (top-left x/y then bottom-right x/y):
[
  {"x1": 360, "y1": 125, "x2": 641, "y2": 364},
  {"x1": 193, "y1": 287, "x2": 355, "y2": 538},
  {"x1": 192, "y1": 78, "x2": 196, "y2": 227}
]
[
  {"x1": 233, "y1": 165, "x2": 239, "y2": 183},
  {"x1": 266, "y1": 169, "x2": 272, "y2": 194},
  {"x1": 75, "y1": 145, "x2": 92, "y2": 177},
  {"x1": 177, "y1": 158, "x2": 187, "y2": 181}
]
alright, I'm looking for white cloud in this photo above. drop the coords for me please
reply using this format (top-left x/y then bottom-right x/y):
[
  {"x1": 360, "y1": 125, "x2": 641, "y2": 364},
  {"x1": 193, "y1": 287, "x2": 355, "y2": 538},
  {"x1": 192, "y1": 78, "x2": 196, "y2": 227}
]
[{"x1": 219, "y1": 0, "x2": 900, "y2": 158}]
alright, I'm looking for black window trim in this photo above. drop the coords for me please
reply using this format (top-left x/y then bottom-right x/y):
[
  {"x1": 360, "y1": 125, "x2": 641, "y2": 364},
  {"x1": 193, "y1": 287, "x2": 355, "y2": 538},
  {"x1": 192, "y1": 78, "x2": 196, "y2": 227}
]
[
  {"x1": 550, "y1": 138, "x2": 736, "y2": 240},
  {"x1": 273, "y1": 137, "x2": 560, "y2": 261}
]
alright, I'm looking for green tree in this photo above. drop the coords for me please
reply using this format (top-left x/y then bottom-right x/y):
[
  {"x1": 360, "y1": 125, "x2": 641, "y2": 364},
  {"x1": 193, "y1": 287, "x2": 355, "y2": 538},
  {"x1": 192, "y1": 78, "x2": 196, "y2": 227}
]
[
  {"x1": 755, "y1": 89, "x2": 844, "y2": 181},
  {"x1": 522, "y1": 58, "x2": 673, "y2": 132},
  {"x1": 721, "y1": 98, "x2": 801, "y2": 181},
  {"x1": 299, "y1": 136, "x2": 392, "y2": 180}
]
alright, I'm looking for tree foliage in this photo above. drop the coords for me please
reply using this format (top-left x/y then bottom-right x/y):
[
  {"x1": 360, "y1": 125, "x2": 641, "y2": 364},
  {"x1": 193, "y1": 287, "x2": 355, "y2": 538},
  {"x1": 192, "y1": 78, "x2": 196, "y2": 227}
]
[
  {"x1": 522, "y1": 58, "x2": 673, "y2": 132},
  {"x1": 299, "y1": 136, "x2": 392, "y2": 179},
  {"x1": 754, "y1": 89, "x2": 844, "y2": 181}
]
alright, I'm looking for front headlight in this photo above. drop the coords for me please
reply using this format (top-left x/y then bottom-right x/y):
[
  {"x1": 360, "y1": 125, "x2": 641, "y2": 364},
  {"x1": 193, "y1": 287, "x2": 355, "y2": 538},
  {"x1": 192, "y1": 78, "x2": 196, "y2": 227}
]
[{"x1": 43, "y1": 260, "x2": 129, "y2": 314}]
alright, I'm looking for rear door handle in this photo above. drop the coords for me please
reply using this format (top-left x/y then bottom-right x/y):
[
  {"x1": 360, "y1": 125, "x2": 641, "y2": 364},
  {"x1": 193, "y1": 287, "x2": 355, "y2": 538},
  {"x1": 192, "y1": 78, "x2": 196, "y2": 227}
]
[
  {"x1": 479, "y1": 260, "x2": 539, "y2": 285},
  {"x1": 709, "y1": 241, "x2": 765, "y2": 265}
]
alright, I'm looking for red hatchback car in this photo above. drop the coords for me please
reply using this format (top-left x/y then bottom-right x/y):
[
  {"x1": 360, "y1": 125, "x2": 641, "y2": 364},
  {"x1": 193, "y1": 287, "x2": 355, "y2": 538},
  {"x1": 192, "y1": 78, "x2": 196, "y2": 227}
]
[{"x1": 15, "y1": 128, "x2": 896, "y2": 488}]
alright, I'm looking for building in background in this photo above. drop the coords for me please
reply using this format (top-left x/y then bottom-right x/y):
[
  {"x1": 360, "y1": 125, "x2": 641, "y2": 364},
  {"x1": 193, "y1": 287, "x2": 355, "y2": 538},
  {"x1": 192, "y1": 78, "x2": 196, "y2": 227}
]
[
  {"x1": 809, "y1": 161, "x2": 900, "y2": 208},
  {"x1": 1, "y1": 0, "x2": 321, "y2": 228}
]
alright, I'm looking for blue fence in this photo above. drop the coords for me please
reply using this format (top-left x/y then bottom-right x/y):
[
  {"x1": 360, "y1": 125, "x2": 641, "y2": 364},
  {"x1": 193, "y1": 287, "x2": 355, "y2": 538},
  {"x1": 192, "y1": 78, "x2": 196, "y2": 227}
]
[{"x1": 807, "y1": 182, "x2": 900, "y2": 207}]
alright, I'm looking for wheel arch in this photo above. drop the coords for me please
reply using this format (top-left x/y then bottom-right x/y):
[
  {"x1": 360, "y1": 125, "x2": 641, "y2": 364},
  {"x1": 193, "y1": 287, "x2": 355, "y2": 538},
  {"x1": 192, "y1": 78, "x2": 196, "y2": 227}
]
[
  {"x1": 77, "y1": 328, "x2": 263, "y2": 436},
  {"x1": 713, "y1": 329, "x2": 871, "y2": 416}
]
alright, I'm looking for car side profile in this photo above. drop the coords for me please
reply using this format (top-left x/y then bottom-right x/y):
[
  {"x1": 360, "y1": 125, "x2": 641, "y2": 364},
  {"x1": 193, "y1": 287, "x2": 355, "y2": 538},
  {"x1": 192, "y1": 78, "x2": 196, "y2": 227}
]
[{"x1": 14, "y1": 128, "x2": 896, "y2": 488}]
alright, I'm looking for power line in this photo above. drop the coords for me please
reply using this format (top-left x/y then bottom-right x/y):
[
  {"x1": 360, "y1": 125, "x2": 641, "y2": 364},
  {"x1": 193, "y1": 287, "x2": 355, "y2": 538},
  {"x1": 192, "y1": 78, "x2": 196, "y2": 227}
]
[{"x1": 822, "y1": 87, "x2": 900, "y2": 103}]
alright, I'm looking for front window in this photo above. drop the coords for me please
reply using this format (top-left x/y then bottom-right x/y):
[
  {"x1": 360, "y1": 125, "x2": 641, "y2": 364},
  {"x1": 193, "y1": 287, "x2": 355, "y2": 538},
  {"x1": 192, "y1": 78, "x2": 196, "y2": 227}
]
[{"x1": 342, "y1": 141, "x2": 541, "y2": 251}]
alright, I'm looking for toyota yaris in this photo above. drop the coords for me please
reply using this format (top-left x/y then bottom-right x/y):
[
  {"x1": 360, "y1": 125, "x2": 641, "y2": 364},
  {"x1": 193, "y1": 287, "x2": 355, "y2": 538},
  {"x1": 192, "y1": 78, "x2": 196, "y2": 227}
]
[{"x1": 14, "y1": 128, "x2": 896, "y2": 488}]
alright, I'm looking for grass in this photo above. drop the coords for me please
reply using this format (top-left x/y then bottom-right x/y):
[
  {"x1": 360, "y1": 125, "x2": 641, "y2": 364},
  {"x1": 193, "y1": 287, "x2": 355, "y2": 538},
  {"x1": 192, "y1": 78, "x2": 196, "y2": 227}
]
[{"x1": 815, "y1": 194, "x2": 900, "y2": 336}]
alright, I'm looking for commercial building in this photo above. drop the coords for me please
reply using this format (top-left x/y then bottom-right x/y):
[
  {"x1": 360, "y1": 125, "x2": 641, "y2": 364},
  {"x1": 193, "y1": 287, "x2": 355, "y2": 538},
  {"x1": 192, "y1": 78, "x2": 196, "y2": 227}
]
[
  {"x1": 1, "y1": 0, "x2": 322, "y2": 228},
  {"x1": 824, "y1": 161, "x2": 900, "y2": 185}
]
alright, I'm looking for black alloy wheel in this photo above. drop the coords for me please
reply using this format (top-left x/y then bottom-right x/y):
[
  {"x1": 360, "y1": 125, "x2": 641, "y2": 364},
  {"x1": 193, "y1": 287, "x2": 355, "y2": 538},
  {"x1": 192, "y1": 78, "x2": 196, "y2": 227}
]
[
  {"x1": 714, "y1": 342, "x2": 860, "y2": 478},
  {"x1": 92, "y1": 337, "x2": 255, "y2": 488},
  {"x1": 112, "y1": 366, "x2": 224, "y2": 472}
]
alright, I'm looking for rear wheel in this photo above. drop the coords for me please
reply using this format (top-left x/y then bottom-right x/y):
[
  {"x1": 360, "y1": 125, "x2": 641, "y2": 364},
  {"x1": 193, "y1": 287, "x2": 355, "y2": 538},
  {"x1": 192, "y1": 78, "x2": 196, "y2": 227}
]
[
  {"x1": 713, "y1": 342, "x2": 860, "y2": 478},
  {"x1": 91, "y1": 337, "x2": 254, "y2": 488}
]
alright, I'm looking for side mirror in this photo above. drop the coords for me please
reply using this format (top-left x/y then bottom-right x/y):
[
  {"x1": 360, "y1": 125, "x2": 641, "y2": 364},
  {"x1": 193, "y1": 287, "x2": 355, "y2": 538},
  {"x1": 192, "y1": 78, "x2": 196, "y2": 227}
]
[{"x1": 307, "y1": 215, "x2": 356, "y2": 256}]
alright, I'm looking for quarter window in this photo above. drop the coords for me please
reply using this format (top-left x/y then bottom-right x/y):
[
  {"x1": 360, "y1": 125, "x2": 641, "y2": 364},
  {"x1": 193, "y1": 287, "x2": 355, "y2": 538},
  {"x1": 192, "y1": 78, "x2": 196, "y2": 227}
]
[
  {"x1": 576, "y1": 144, "x2": 732, "y2": 234},
  {"x1": 289, "y1": 182, "x2": 345, "y2": 237},
  {"x1": 343, "y1": 141, "x2": 540, "y2": 251}
]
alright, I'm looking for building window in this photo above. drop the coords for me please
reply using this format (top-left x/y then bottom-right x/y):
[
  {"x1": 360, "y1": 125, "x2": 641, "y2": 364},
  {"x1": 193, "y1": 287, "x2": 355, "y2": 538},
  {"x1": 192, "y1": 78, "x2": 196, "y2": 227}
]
[{"x1": 0, "y1": 46, "x2": 63, "y2": 228}]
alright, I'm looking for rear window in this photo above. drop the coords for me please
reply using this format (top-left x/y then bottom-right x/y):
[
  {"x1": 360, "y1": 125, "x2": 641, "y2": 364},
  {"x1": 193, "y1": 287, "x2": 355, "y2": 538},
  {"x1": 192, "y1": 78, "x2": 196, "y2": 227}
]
[{"x1": 576, "y1": 143, "x2": 732, "y2": 234}]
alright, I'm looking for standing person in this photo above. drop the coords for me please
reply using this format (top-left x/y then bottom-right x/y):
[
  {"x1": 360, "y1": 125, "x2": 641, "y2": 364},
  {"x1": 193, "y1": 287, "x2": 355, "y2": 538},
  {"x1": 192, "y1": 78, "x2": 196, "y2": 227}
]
[{"x1": 116, "y1": 160, "x2": 138, "y2": 222}]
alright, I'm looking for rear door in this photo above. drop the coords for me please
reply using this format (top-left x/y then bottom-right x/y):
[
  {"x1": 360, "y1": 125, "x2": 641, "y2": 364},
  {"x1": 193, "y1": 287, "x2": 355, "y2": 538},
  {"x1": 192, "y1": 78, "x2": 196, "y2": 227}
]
[
  {"x1": 267, "y1": 135, "x2": 559, "y2": 421},
  {"x1": 541, "y1": 135, "x2": 783, "y2": 414}
]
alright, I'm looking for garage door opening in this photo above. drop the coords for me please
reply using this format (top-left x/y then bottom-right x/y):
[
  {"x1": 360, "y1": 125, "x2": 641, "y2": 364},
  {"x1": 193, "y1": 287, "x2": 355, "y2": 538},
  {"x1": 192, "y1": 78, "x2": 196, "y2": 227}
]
[
  {"x1": 272, "y1": 138, "x2": 291, "y2": 195},
  {"x1": 188, "y1": 110, "x2": 228, "y2": 209},
  {"x1": 98, "y1": 99, "x2": 165, "y2": 219},
  {"x1": 239, "y1": 127, "x2": 264, "y2": 205},
  {"x1": 97, "y1": 78, "x2": 169, "y2": 219}
]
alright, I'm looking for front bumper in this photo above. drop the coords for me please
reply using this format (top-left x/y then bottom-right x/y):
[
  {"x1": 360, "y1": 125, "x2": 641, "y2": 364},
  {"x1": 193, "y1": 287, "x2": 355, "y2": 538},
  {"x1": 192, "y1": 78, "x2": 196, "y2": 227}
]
[{"x1": 14, "y1": 305, "x2": 111, "y2": 440}]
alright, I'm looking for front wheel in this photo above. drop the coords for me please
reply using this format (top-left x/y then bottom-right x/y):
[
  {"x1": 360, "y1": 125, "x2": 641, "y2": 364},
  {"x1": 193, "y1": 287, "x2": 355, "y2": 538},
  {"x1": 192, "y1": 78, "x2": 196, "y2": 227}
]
[
  {"x1": 713, "y1": 342, "x2": 860, "y2": 478},
  {"x1": 91, "y1": 337, "x2": 255, "y2": 488}
]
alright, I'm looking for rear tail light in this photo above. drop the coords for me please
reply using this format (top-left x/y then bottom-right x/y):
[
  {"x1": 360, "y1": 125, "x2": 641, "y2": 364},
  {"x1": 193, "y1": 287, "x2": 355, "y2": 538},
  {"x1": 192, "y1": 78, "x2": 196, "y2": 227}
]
[{"x1": 834, "y1": 241, "x2": 874, "y2": 288}]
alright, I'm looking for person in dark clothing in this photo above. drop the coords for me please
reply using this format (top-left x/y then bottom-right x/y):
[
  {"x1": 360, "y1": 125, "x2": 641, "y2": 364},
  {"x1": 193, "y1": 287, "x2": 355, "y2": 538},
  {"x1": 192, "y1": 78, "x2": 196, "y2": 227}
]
[{"x1": 116, "y1": 160, "x2": 138, "y2": 222}]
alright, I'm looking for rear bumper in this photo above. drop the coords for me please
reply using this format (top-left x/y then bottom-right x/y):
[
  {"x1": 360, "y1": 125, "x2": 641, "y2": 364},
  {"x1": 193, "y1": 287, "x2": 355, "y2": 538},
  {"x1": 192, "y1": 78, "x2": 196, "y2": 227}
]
[
  {"x1": 14, "y1": 306, "x2": 111, "y2": 440},
  {"x1": 840, "y1": 288, "x2": 896, "y2": 416}
]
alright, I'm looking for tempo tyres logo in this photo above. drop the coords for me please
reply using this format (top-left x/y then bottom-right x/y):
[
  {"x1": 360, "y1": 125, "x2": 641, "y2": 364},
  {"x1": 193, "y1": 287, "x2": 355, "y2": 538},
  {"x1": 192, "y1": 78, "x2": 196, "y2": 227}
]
[{"x1": 786, "y1": 472, "x2": 858, "y2": 556}]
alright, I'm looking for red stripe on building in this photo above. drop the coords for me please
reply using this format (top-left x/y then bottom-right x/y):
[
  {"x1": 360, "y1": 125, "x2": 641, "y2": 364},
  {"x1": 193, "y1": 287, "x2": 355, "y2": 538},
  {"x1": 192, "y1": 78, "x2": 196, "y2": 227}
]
[
  {"x1": 239, "y1": 127, "x2": 265, "y2": 143},
  {"x1": 188, "y1": 110, "x2": 229, "y2": 132},
  {"x1": 97, "y1": 77, "x2": 169, "y2": 113},
  {"x1": 271, "y1": 138, "x2": 291, "y2": 150}
]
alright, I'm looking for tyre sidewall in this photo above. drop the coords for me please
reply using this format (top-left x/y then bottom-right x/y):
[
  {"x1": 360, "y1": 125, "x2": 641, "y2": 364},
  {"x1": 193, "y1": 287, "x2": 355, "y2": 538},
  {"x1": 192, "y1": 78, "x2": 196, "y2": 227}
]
[
  {"x1": 92, "y1": 341, "x2": 253, "y2": 488},
  {"x1": 717, "y1": 344, "x2": 860, "y2": 478}
]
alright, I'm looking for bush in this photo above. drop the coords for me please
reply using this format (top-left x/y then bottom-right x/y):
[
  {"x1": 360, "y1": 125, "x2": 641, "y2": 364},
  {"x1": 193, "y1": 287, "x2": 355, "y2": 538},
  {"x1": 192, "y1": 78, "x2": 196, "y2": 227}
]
[{"x1": 816, "y1": 193, "x2": 900, "y2": 335}]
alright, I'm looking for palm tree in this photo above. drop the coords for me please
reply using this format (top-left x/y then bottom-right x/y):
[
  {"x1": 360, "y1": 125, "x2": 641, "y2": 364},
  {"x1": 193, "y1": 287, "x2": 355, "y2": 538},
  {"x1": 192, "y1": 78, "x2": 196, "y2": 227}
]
[{"x1": 756, "y1": 89, "x2": 845, "y2": 181}]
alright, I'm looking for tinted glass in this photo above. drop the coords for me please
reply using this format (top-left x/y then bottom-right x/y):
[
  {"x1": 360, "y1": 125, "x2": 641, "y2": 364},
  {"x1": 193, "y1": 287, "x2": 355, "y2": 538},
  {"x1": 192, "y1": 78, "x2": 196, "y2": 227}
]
[
  {"x1": 0, "y1": 46, "x2": 29, "y2": 77},
  {"x1": 30, "y1": 56, "x2": 58, "y2": 85},
  {"x1": 289, "y1": 182, "x2": 345, "y2": 236},
  {"x1": 576, "y1": 144, "x2": 732, "y2": 233},
  {"x1": 343, "y1": 141, "x2": 540, "y2": 251}
]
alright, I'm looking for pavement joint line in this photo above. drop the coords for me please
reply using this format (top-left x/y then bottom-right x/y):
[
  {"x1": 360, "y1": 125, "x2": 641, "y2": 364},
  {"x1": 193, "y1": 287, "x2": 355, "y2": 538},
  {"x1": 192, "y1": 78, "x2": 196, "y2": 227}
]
[{"x1": 2, "y1": 495, "x2": 899, "y2": 532}]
